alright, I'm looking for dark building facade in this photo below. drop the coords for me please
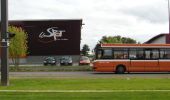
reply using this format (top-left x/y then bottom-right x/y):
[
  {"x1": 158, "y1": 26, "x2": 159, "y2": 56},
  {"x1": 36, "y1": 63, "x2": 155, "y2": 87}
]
[{"x1": 9, "y1": 19, "x2": 82, "y2": 64}]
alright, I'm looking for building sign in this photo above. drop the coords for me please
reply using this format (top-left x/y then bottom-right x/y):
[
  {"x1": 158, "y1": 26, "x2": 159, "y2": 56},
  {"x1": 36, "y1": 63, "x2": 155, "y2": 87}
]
[
  {"x1": 38, "y1": 27, "x2": 67, "y2": 43},
  {"x1": 10, "y1": 20, "x2": 82, "y2": 56}
]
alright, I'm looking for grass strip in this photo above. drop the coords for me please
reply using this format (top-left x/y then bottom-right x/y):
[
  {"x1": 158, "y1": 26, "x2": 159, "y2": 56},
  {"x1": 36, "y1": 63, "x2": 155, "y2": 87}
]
[
  {"x1": 1, "y1": 78, "x2": 170, "y2": 90},
  {"x1": 1, "y1": 92, "x2": 170, "y2": 100},
  {"x1": 1, "y1": 90, "x2": 170, "y2": 93}
]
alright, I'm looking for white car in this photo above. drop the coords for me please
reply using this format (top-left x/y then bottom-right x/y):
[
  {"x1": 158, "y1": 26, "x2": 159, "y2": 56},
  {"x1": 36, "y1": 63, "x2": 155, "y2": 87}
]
[{"x1": 79, "y1": 56, "x2": 90, "y2": 65}]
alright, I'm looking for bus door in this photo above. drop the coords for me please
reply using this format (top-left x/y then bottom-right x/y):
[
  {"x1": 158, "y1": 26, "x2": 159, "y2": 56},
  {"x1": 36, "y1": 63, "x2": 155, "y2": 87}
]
[
  {"x1": 95, "y1": 48, "x2": 114, "y2": 72},
  {"x1": 159, "y1": 49, "x2": 170, "y2": 72},
  {"x1": 130, "y1": 60, "x2": 145, "y2": 72},
  {"x1": 129, "y1": 49, "x2": 145, "y2": 72},
  {"x1": 144, "y1": 49, "x2": 159, "y2": 72}
]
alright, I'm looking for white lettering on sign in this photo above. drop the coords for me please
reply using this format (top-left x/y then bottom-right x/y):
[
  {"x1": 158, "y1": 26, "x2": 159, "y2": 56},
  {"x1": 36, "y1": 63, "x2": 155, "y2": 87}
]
[{"x1": 39, "y1": 27, "x2": 66, "y2": 41}]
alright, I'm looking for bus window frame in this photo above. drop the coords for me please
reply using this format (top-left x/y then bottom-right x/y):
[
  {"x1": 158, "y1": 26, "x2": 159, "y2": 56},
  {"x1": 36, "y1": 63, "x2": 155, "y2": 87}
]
[
  {"x1": 129, "y1": 48, "x2": 145, "y2": 60},
  {"x1": 160, "y1": 48, "x2": 170, "y2": 59},
  {"x1": 113, "y1": 48, "x2": 129, "y2": 59},
  {"x1": 144, "y1": 48, "x2": 159, "y2": 60},
  {"x1": 96, "y1": 48, "x2": 113, "y2": 59}
]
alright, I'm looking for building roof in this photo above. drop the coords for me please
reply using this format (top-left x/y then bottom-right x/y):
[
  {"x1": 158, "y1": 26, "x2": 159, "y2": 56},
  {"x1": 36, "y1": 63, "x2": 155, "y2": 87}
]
[
  {"x1": 101, "y1": 43, "x2": 170, "y2": 48},
  {"x1": 144, "y1": 33, "x2": 168, "y2": 44}
]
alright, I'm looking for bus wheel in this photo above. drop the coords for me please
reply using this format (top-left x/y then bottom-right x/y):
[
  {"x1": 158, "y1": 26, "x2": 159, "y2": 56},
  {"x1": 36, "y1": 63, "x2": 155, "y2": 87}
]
[{"x1": 116, "y1": 65, "x2": 125, "y2": 74}]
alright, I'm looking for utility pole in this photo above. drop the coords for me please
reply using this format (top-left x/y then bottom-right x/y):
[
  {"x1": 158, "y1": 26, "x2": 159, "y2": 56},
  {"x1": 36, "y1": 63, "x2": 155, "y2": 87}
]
[
  {"x1": 1, "y1": 0, "x2": 9, "y2": 86},
  {"x1": 168, "y1": 0, "x2": 170, "y2": 34}
]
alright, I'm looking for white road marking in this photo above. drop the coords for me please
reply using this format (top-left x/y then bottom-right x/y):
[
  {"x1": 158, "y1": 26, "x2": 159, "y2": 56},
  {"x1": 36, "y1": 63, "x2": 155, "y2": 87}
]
[{"x1": 0, "y1": 90, "x2": 170, "y2": 93}]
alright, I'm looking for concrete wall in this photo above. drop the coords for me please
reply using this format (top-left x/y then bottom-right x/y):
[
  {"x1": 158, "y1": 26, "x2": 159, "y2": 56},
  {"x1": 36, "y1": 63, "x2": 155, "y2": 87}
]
[
  {"x1": 26, "y1": 55, "x2": 80, "y2": 65},
  {"x1": 0, "y1": 55, "x2": 80, "y2": 65},
  {"x1": 1, "y1": 56, "x2": 80, "y2": 65},
  {"x1": 0, "y1": 58, "x2": 27, "y2": 64}
]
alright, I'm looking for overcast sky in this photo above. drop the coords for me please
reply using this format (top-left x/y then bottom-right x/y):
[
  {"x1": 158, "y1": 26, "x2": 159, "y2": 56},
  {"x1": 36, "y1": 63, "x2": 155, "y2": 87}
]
[{"x1": 9, "y1": 0, "x2": 169, "y2": 49}]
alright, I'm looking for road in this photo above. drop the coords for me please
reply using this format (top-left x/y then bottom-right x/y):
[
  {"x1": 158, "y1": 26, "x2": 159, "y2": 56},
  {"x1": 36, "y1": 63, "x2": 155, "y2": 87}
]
[{"x1": 4, "y1": 72, "x2": 170, "y2": 79}]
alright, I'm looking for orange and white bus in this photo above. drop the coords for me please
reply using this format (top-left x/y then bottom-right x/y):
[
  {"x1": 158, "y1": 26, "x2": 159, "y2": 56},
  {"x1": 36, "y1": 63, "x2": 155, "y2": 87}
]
[{"x1": 93, "y1": 43, "x2": 170, "y2": 73}]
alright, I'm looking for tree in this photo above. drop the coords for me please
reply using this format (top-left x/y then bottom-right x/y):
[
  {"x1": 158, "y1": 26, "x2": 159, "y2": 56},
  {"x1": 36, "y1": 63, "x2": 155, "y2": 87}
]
[
  {"x1": 8, "y1": 26, "x2": 28, "y2": 68},
  {"x1": 81, "y1": 44, "x2": 90, "y2": 56},
  {"x1": 94, "y1": 35, "x2": 137, "y2": 51},
  {"x1": 100, "y1": 36, "x2": 121, "y2": 43},
  {"x1": 99, "y1": 35, "x2": 137, "y2": 44}
]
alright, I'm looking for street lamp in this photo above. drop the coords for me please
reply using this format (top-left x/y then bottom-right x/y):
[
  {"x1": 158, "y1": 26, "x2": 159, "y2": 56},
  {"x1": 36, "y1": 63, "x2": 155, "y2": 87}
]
[{"x1": 1, "y1": 0, "x2": 9, "y2": 86}]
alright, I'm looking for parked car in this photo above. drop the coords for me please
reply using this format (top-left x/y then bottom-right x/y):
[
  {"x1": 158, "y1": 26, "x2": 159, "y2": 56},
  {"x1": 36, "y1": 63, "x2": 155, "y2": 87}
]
[
  {"x1": 79, "y1": 56, "x2": 90, "y2": 65},
  {"x1": 60, "y1": 56, "x2": 73, "y2": 66},
  {"x1": 43, "y1": 57, "x2": 56, "y2": 66}
]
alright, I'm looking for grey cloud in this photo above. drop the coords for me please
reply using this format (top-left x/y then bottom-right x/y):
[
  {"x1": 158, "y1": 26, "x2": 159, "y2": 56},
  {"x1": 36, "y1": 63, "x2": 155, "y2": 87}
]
[
  {"x1": 121, "y1": 4, "x2": 168, "y2": 24},
  {"x1": 9, "y1": 0, "x2": 169, "y2": 49}
]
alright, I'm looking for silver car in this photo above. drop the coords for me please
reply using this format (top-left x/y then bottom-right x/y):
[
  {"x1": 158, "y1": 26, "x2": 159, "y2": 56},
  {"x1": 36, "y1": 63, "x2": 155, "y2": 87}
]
[
  {"x1": 60, "y1": 56, "x2": 73, "y2": 66},
  {"x1": 43, "y1": 57, "x2": 56, "y2": 66}
]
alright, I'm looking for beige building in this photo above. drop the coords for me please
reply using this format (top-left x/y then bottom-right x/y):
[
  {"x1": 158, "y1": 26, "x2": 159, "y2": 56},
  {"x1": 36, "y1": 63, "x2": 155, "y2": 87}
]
[{"x1": 145, "y1": 33, "x2": 170, "y2": 44}]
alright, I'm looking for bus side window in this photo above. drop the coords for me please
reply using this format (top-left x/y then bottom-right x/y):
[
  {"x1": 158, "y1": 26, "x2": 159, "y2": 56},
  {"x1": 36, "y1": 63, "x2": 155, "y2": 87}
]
[
  {"x1": 102, "y1": 49, "x2": 113, "y2": 59},
  {"x1": 160, "y1": 49, "x2": 165, "y2": 59},
  {"x1": 145, "y1": 50, "x2": 151, "y2": 59},
  {"x1": 114, "y1": 50, "x2": 122, "y2": 59},
  {"x1": 165, "y1": 49, "x2": 170, "y2": 59},
  {"x1": 97, "y1": 50, "x2": 102, "y2": 59},
  {"x1": 151, "y1": 49, "x2": 159, "y2": 59},
  {"x1": 137, "y1": 50, "x2": 144, "y2": 59},
  {"x1": 129, "y1": 49, "x2": 144, "y2": 60},
  {"x1": 129, "y1": 49, "x2": 137, "y2": 59},
  {"x1": 160, "y1": 49, "x2": 170, "y2": 59},
  {"x1": 114, "y1": 49, "x2": 128, "y2": 59}
]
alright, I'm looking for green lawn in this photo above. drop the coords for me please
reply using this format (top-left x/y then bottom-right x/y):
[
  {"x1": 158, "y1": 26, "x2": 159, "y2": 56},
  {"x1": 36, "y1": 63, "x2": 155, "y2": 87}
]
[
  {"x1": 1, "y1": 92, "x2": 170, "y2": 100},
  {"x1": 0, "y1": 78, "x2": 170, "y2": 100},
  {"x1": 1, "y1": 78, "x2": 170, "y2": 90}
]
